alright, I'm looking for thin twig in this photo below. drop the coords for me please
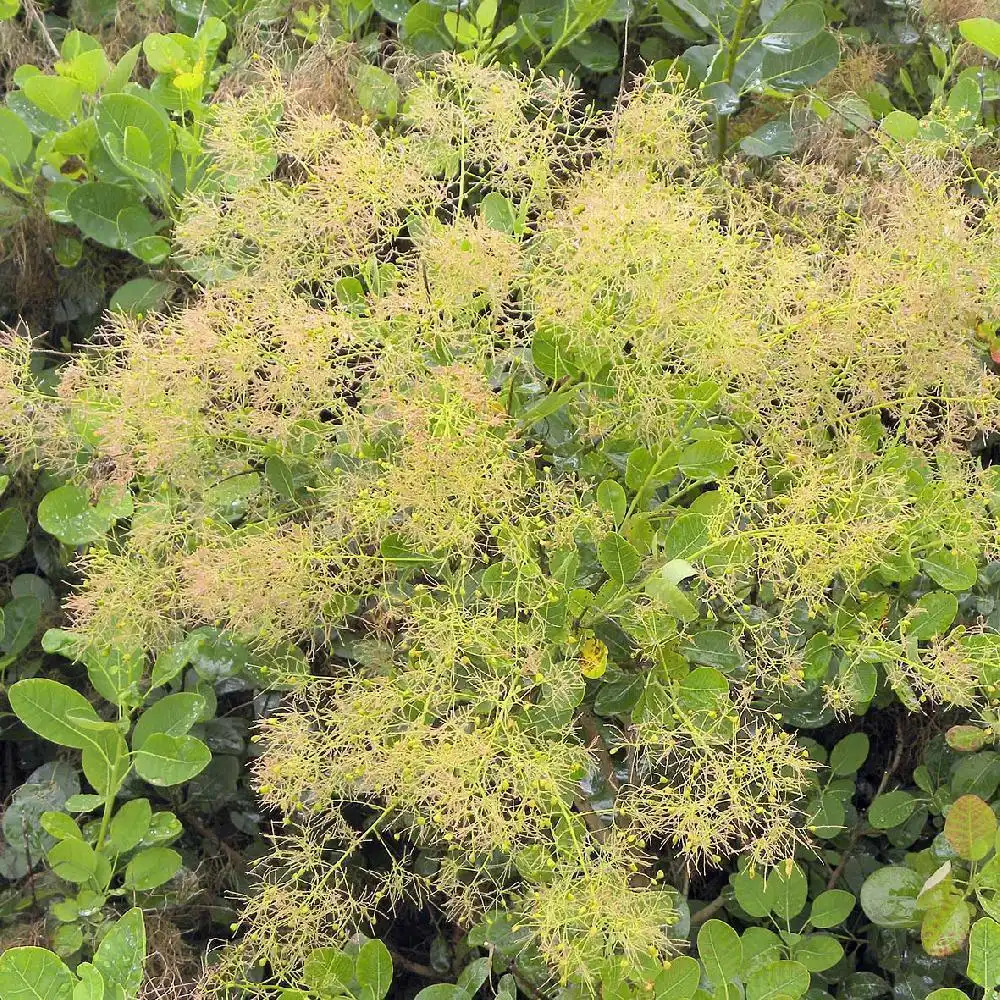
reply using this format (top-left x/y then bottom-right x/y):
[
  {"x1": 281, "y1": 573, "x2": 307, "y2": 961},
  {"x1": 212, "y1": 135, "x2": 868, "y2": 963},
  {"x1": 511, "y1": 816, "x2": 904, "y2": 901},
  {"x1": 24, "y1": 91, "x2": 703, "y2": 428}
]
[
  {"x1": 181, "y1": 811, "x2": 245, "y2": 870},
  {"x1": 387, "y1": 948, "x2": 437, "y2": 979},
  {"x1": 573, "y1": 793, "x2": 608, "y2": 843},
  {"x1": 607, "y1": 12, "x2": 631, "y2": 154},
  {"x1": 577, "y1": 712, "x2": 619, "y2": 792},
  {"x1": 23, "y1": 0, "x2": 60, "y2": 59},
  {"x1": 827, "y1": 715, "x2": 905, "y2": 890},
  {"x1": 690, "y1": 892, "x2": 728, "y2": 926}
]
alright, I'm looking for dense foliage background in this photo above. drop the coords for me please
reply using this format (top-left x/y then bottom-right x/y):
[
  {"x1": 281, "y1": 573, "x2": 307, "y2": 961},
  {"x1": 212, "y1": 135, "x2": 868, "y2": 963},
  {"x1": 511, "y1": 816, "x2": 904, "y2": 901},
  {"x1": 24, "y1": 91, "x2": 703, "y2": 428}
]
[{"x1": 6, "y1": 1, "x2": 1000, "y2": 1000}]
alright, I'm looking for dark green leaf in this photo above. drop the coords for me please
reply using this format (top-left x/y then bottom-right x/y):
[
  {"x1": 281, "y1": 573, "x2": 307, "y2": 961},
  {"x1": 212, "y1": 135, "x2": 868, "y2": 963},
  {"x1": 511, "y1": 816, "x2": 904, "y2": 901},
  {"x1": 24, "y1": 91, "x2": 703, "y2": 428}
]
[{"x1": 759, "y1": 30, "x2": 839, "y2": 91}]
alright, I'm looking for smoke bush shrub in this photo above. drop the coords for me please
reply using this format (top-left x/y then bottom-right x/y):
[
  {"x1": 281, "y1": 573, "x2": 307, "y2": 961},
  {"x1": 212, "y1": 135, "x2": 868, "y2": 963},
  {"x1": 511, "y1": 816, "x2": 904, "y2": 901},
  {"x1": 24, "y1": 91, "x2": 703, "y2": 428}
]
[{"x1": 4, "y1": 58, "x2": 1000, "y2": 996}]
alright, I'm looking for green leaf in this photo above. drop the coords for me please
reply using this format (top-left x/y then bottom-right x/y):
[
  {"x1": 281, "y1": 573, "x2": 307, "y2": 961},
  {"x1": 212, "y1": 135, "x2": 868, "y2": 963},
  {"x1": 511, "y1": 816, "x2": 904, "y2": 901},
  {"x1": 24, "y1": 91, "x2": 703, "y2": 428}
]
[
  {"x1": 475, "y1": 0, "x2": 498, "y2": 26},
  {"x1": 0, "y1": 109, "x2": 33, "y2": 165},
  {"x1": 145, "y1": 810, "x2": 182, "y2": 845},
  {"x1": 676, "y1": 667, "x2": 730, "y2": 721},
  {"x1": 372, "y1": 0, "x2": 411, "y2": 20},
  {"x1": 809, "y1": 888, "x2": 855, "y2": 928},
  {"x1": 58, "y1": 42, "x2": 111, "y2": 94},
  {"x1": 123, "y1": 846, "x2": 182, "y2": 890},
  {"x1": 759, "y1": 30, "x2": 839, "y2": 91},
  {"x1": 882, "y1": 109, "x2": 920, "y2": 142},
  {"x1": 959, "y1": 16, "x2": 1000, "y2": 58},
  {"x1": 189, "y1": 628, "x2": 249, "y2": 681},
  {"x1": 697, "y1": 919, "x2": 742, "y2": 988},
  {"x1": 952, "y1": 751, "x2": 1000, "y2": 798},
  {"x1": 8, "y1": 678, "x2": 103, "y2": 749},
  {"x1": 569, "y1": 30, "x2": 620, "y2": 71},
  {"x1": 0, "y1": 947, "x2": 75, "y2": 1000},
  {"x1": 133, "y1": 733, "x2": 212, "y2": 786},
  {"x1": 21, "y1": 75, "x2": 82, "y2": 121},
  {"x1": 740, "y1": 927, "x2": 783, "y2": 979},
  {"x1": 969, "y1": 916, "x2": 1000, "y2": 986},
  {"x1": 304, "y1": 947, "x2": 354, "y2": 994},
  {"x1": 107, "y1": 798, "x2": 153, "y2": 854},
  {"x1": 94, "y1": 907, "x2": 145, "y2": 995},
  {"x1": 443, "y1": 10, "x2": 479, "y2": 43},
  {"x1": 104, "y1": 43, "x2": 141, "y2": 93},
  {"x1": 838, "y1": 658, "x2": 877, "y2": 708},
  {"x1": 531, "y1": 328, "x2": 581, "y2": 380},
  {"x1": 81, "y1": 729, "x2": 130, "y2": 799},
  {"x1": 947, "y1": 74, "x2": 982, "y2": 121},
  {"x1": 52, "y1": 924, "x2": 82, "y2": 958},
  {"x1": 109, "y1": 278, "x2": 172, "y2": 317},
  {"x1": 922, "y1": 549, "x2": 978, "y2": 591},
  {"x1": 7, "y1": 91, "x2": 62, "y2": 136},
  {"x1": 0, "y1": 0, "x2": 21, "y2": 19},
  {"x1": 37, "y1": 485, "x2": 112, "y2": 545},
  {"x1": 678, "y1": 437, "x2": 734, "y2": 479},
  {"x1": 645, "y1": 567, "x2": 699, "y2": 622},
  {"x1": 203, "y1": 473, "x2": 261, "y2": 523},
  {"x1": 655, "y1": 956, "x2": 701, "y2": 1000},
  {"x1": 868, "y1": 790, "x2": 916, "y2": 829},
  {"x1": 124, "y1": 233, "x2": 170, "y2": 264},
  {"x1": 944, "y1": 794, "x2": 997, "y2": 861},
  {"x1": 481, "y1": 192, "x2": 516, "y2": 233},
  {"x1": 859, "y1": 866, "x2": 923, "y2": 928},
  {"x1": 414, "y1": 987, "x2": 468, "y2": 1000},
  {"x1": 456, "y1": 957, "x2": 490, "y2": 995},
  {"x1": 59, "y1": 28, "x2": 101, "y2": 60},
  {"x1": 399, "y1": 0, "x2": 452, "y2": 52},
  {"x1": 142, "y1": 33, "x2": 190, "y2": 73},
  {"x1": 0, "y1": 508, "x2": 27, "y2": 559},
  {"x1": 71, "y1": 963, "x2": 104, "y2": 1000},
  {"x1": 48, "y1": 838, "x2": 99, "y2": 882},
  {"x1": 732, "y1": 869, "x2": 771, "y2": 917},
  {"x1": 353, "y1": 65, "x2": 400, "y2": 118},
  {"x1": 2, "y1": 594, "x2": 40, "y2": 657},
  {"x1": 768, "y1": 861, "x2": 808, "y2": 919},
  {"x1": 65, "y1": 794, "x2": 105, "y2": 813},
  {"x1": 517, "y1": 384, "x2": 582, "y2": 427},
  {"x1": 264, "y1": 456, "x2": 295, "y2": 499},
  {"x1": 596, "y1": 480, "x2": 627, "y2": 525},
  {"x1": 355, "y1": 939, "x2": 393, "y2": 1000},
  {"x1": 679, "y1": 629, "x2": 741, "y2": 672},
  {"x1": 41, "y1": 810, "x2": 83, "y2": 841},
  {"x1": 72, "y1": 963, "x2": 104, "y2": 1000},
  {"x1": 66, "y1": 182, "x2": 157, "y2": 252},
  {"x1": 53, "y1": 234, "x2": 83, "y2": 268},
  {"x1": 87, "y1": 646, "x2": 144, "y2": 707},
  {"x1": 917, "y1": 861, "x2": 954, "y2": 910},
  {"x1": 903, "y1": 591, "x2": 959, "y2": 640},
  {"x1": 598, "y1": 532, "x2": 641, "y2": 584},
  {"x1": 791, "y1": 934, "x2": 843, "y2": 972},
  {"x1": 746, "y1": 960, "x2": 810, "y2": 1000},
  {"x1": 131, "y1": 693, "x2": 206, "y2": 750},
  {"x1": 150, "y1": 635, "x2": 198, "y2": 688},
  {"x1": 809, "y1": 791, "x2": 847, "y2": 840},
  {"x1": 761, "y1": 1, "x2": 824, "y2": 52},
  {"x1": 740, "y1": 118, "x2": 795, "y2": 157},
  {"x1": 830, "y1": 733, "x2": 869, "y2": 775}
]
